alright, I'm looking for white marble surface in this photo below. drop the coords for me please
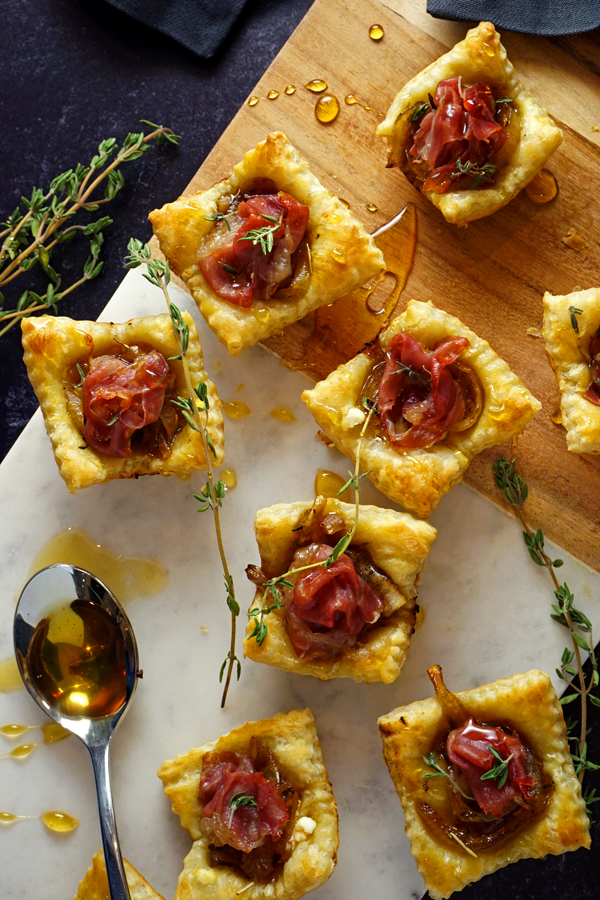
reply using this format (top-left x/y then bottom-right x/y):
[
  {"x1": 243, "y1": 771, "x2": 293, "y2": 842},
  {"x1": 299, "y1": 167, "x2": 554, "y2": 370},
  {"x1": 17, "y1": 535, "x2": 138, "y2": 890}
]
[{"x1": 1, "y1": 269, "x2": 598, "y2": 900}]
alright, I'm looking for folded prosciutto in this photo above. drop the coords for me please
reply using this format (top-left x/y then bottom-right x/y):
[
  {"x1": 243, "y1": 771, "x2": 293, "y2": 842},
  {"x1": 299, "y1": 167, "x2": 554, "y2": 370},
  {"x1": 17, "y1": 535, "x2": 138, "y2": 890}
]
[
  {"x1": 82, "y1": 350, "x2": 170, "y2": 457},
  {"x1": 584, "y1": 328, "x2": 600, "y2": 406},
  {"x1": 377, "y1": 333, "x2": 471, "y2": 449},
  {"x1": 200, "y1": 190, "x2": 310, "y2": 307},
  {"x1": 284, "y1": 542, "x2": 384, "y2": 659}
]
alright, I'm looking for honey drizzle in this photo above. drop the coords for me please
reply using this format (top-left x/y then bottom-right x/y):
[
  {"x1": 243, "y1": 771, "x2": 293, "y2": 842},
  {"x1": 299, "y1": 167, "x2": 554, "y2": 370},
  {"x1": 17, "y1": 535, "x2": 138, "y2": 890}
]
[
  {"x1": 0, "y1": 722, "x2": 70, "y2": 760},
  {"x1": 0, "y1": 810, "x2": 78, "y2": 831},
  {"x1": 345, "y1": 94, "x2": 372, "y2": 111},
  {"x1": 28, "y1": 526, "x2": 168, "y2": 605},
  {"x1": 262, "y1": 203, "x2": 418, "y2": 380}
]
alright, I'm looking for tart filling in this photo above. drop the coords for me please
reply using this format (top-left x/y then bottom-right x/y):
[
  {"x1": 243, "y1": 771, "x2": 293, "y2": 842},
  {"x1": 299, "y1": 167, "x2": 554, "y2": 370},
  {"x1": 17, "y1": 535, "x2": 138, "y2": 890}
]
[
  {"x1": 584, "y1": 326, "x2": 600, "y2": 406},
  {"x1": 362, "y1": 333, "x2": 483, "y2": 450},
  {"x1": 420, "y1": 666, "x2": 551, "y2": 854},
  {"x1": 199, "y1": 738, "x2": 298, "y2": 883},
  {"x1": 64, "y1": 342, "x2": 183, "y2": 459},
  {"x1": 386, "y1": 77, "x2": 520, "y2": 194},
  {"x1": 198, "y1": 179, "x2": 310, "y2": 307}
]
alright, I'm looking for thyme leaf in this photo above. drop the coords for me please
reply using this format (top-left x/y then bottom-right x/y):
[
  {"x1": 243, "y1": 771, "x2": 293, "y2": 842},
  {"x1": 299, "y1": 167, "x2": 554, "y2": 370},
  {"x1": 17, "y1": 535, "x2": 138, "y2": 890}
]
[
  {"x1": 393, "y1": 362, "x2": 431, "y2": 388},
  {"x1": 480, "y1": 747, "x2": 513, "y2": 790},
  {"x1": 569, "y1": 306, "x2": 583, "y2": 334},
  {"x1": 205, "y1": 212, "x2": 232, "y2": 231},
  {"x1": 410, "y1": 102, "x2": 430, "y2": 125},
  {"x1": 236, "y1": 216, "x2": 282, "y2": 255},
  {"x1": 422, "y1": 752, "x2": 473, "y2": 800},
  {"x1": 450, "y1": 158, "x2": 496, "y2": 190}
]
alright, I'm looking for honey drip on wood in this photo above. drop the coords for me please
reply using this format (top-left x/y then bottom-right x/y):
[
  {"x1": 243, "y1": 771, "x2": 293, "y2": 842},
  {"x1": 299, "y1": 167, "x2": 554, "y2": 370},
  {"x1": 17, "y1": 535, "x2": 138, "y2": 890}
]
[
  {"x1": 270, "y1": 406, "x2": 296, "y2": 422},
  {"x1": 267, "y1": 89, "x2": 280, "y2": 100},
  {"x1": 24, "y1": 601, "x2": 128, "y2": 719},
  {"x1": 315, "y1": 94, "x2": 340, "y2": 123},
  {"x1": 262, "y1": 203, "x2": 418, "y2": 381},
  {"x1": 366, "y1": 203, "x2": 379, "y2": 212},
  {"x1": 221, "y1": 468, "x2": 237, "y2": 490},
  {"x1": 28, "y1": 526, "x2": 168, "y2": 605},
  {"x1": 0, "y1": 657, "x2": 23, "y2": 693},
  {"x1": 345, "y1": 94, "x2": 371, "y2": 111},
  {"x1": 247, "y1": 96, "x2": 259, "y2": 107},
  {"x1": 0, "y1": 810, "x2": 78, "y2": 831},
  {"x1": 284, "y1": 85, "x2": 296, "y2": 95},
  {"x1": 314, "y1": 470, "x2": 351, "y2": 502},
  {"x1": 524, "y1": 169, "x2": 558, "y2": 204},
  {"x1": 369, "y1": 23, "x2": 384, "y2": 40},
  {"x1": 305, "y1": 79, "x2": 327, "y2": 93},
  {"x1": 224, "y1": 400, "x2": 251, "y2": 419}
]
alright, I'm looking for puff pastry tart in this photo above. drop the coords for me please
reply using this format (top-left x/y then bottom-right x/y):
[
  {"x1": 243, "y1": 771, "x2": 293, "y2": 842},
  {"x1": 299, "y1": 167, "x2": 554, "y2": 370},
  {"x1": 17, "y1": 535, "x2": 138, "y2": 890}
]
[
  {"x1": 243, "y1": 496, "x2": 436, "y2": 683},
  {"x1": 377, "y1": 21, "x2": 563, "y2": 226},
  {"x1": 74, "y1": 850, "x2": 165, "y2": 900},
  {"x1": 157, "y1": 708, "x2": 338, "y2": 900},
  {"x1": 543, "y1": 288, "x2": 600, "y2": 453},
  {"x1": 379, "y1": 666, "x2": 590, "y2": 900},
  {"x1": 149, "y1": 131, "x2": 384, "y2": 356},
  {"x1": 302, "y1": 300, "x2": 540, "y2": 518},
  {"x1": 21, "y1": 313, "x2": 224, "y2": 491}
]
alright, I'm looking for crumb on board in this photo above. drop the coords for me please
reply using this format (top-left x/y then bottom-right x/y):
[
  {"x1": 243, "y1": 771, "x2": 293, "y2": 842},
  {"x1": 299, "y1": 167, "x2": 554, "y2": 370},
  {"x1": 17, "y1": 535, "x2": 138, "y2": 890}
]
[
  {"x1": 563, "y1": 228, "x2": 588, "y2": 251},
  {"x1": 200, "y1": 626, "x2": 208, "y2": 633},
  {"x1": 316, "y1": 430, "x2": 335, "y2": 447},
  {"x1": 526, "y1": 327, "x2": 542, "y2": 338},
  {"x1": 591, "y1": 125, "x2": 599, "y2": 132}
]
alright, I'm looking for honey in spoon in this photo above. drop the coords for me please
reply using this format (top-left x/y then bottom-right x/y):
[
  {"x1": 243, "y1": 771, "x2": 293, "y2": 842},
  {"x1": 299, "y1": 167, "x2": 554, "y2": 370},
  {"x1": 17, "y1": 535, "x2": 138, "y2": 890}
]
[{"x1": 26, "y1": 599, "x2": 127, "y2": 719}]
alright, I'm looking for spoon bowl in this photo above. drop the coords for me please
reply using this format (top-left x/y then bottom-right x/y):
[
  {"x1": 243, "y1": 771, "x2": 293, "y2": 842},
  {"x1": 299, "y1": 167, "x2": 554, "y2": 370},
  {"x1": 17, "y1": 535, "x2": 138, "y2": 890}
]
[{"x1": 15, "y1": 564, "x2": 139, "y2": 900}]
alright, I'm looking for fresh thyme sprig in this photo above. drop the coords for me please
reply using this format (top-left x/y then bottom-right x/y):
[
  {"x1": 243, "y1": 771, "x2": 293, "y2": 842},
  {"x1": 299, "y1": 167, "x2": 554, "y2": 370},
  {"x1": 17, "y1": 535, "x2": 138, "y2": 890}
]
[
  {"x1": 410, "y1": 102, "x2": 430, "y2": 125},
  {"x1": 228, "y1": 791, "x2": 257, "y2": 827},
  {"x1": 480, "y1": 746, "x2": 513, "y2": 790},
  {"x1": 124, "y1": 238, "x2": 240, "y2": 708},
  {"x1": 205, "y1": 213, "x2": 232, "y2": 231},
  {"x1": 393, "y1": 362, "x2": 431, "y2": 388},
  {"x1": 0, "y1": 122, "x2": 180, "y2": 337},
  {"x1": 421, "y1": 751, "x2": 473, "y2": 800},
  {"x1": 236, "y1": 215, "x2": 282, "y2": 255},
  {"x1": 247, "y1": 397, "x2": 375, "y2": 646},
  {"x1": 450, "y1": 158, "x2": 496, "y2": 190},
  {"x1": 493, "y1": 456, "x2": 599, "y2": 810},
  {"x1": 569, "y1": 306, "x2": 583, "y2": 334}
]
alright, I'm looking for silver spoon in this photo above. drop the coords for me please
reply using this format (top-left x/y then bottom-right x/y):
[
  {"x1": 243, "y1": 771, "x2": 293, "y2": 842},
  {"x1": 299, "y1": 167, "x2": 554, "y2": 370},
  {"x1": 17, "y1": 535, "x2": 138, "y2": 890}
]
[{"x1": 14, "y1": 564, "x2": 140, "y2": 900}]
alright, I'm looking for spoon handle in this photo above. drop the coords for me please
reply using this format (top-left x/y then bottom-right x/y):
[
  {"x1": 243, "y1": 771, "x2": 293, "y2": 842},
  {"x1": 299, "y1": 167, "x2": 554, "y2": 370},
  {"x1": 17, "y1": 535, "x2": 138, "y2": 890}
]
[{"x1": 88, "y1": 742, "x2": 132, "y2": 900}]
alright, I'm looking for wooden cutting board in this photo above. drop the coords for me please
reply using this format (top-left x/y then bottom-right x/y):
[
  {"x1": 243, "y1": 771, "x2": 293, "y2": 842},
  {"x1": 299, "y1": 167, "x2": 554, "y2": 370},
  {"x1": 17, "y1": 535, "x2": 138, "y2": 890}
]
[{"x1": 173, "y1": 0, "x2": 600, "y2": 571}]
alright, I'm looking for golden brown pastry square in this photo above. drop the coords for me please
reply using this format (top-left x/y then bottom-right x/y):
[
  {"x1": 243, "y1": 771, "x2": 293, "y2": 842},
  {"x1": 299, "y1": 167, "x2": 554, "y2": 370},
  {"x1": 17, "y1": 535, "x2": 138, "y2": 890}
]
[
  {"x1": 378, "y1": 669, "x2": 590, "y2": 900},
  {"x1": 157, "y1": 708, "x2": 338, "y2": 900},
  {"x1": 149, "y1": 131, "x2": 384, "y2": 357},
  {"x1": 542, "y1": 288, "x2": 600, "y2": 453},
  {"x1": 243, "y1": 497, "x2": 437, "y2": 683},
  {"x1": 74, "y1": 850, "x2": 165, "y2": 900},
  {"x1": 21, "y1": 313, "x2": 224, "y2": 491},
  {"x1": 378, "y1": 22, "x2": 563, "y2": 225},
  {"x1": 302, "y1": 299, "x2": 540, "y2": 518}
]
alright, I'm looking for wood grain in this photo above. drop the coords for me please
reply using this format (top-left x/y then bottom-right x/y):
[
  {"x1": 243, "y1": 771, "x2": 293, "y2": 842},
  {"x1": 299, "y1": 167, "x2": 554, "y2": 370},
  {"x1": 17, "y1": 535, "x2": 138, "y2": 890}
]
[{"x1": 167, "y1": 0, "x2": 600, "y2": 570}]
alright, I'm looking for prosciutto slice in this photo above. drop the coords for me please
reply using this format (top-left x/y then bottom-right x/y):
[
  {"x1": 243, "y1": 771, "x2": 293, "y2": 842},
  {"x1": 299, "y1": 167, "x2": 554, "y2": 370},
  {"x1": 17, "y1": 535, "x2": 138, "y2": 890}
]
[
  {"x1": 410, "y1": 77, "x2": 508, "y2": 193},
  {"x1": 447, "y1": 718, "x2": 536, "y2": 817},
  {"x1": 584, "y1": 328, "x2": 600, "y2": 406},
  {"x1": 83, "y1": 350, "x2": 169, "y2": 458},
  {"x1": 284, "y1": 543, "x2": 384, "y2": 659},
  {"x1": 199, "y1": 191, "x2": 309, "y2": 307},
  {"x1": 199, "y1": 751, "x2": 289, "y2": 853},
  {"x1": 377, "y1": 333, "x2": 470, "y2": 449}
]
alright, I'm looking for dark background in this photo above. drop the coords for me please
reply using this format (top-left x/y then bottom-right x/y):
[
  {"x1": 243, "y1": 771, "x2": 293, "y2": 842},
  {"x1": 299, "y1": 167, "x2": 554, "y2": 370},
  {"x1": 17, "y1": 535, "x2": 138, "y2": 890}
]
[{"x1": 1, "y1": 1, "x2": 598, "y2": 897}]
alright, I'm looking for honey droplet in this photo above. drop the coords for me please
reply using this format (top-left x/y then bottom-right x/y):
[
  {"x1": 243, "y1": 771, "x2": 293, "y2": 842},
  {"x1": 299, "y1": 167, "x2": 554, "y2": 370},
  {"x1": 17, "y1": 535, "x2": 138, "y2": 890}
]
[
  {"x1": 270, "y1": 406, "x2": 296, "y2": 423},
  {"x1": 247, "y1": 96, "x2": 259, "y2": 107},
  {"x1": 345, "y1": 94, "x2": 371, "y2": 111},
  {"x1": 331, "y1": 247, "x2": 347, "y2": 263},
  {"x1": 8, "y1": 743, "x2": 38, "y2": 759},
  {"x1": 42, "y1": 723, "x2": 70, "y2": 744},
  {"x1": 369, "y1": 23, "x2": 384, "y2": 40},
  {"x1": 267, "y1": 89, "x2": 280, "y2": 100},
  {"x1": 221, "y1": 468, "x2": 237, "y2": 490},
  {"x1": 315, "y1": 469, "x2": 351, "y2": 502},
  {"x1": 415, "y1": 605, "x2": 425, "y2": 629},
  {"x1": 223, "y1": 400, "x2": 251, "y2": 419},
  {"x1": 0, "y1": 724, "x2": 29, "y2": 737},
  {"x1": 236, "y1": 383, "x2": 244, "y2": 393},
  {"x1": 0, "y1": 812, "x2": 21, "y2": 824},
  {"x1": 524, "y1": 169, "x2": 558, "y2": 204},
  {"x1": 255, "y1": 307, "x2": 271, "y2": 324},
  {"x1": 284, "y1": 85, "x2": 296, "y2": 95},
  {"x1": 0, "y1": 656, "x2": 23, "y2": 693},
  {"x1": 367, "y1": 203, "x2": 379, "y2": 212},
  {"x1": 551, "y1": 408, "x2": 563, "y2": 425},
  {"x1": 315, "y1": 94, "x2": 340, "y2": 123},
  {"x1": 339, "y1": 198, "x2": 351, "y2": 208},
  {"x1": 305, "y1": 79, "x2": 328, "y2": 93},
  {"x1": 28, "y1": 527, "x2": 168, "y2": 605},
  {"x1": 41, "y1": 810, "x2": 79, "y2": 833}
]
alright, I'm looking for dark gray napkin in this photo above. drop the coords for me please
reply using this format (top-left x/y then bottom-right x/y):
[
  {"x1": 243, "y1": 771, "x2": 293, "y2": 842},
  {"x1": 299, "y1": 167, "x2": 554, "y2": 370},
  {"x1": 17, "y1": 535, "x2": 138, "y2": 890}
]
[
  {"x1": 427, "y1": 0, "x2": 600, "y2": 35},
  {"x1": 104, "y1": 0, "x2": 249, "y2": 57}
]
